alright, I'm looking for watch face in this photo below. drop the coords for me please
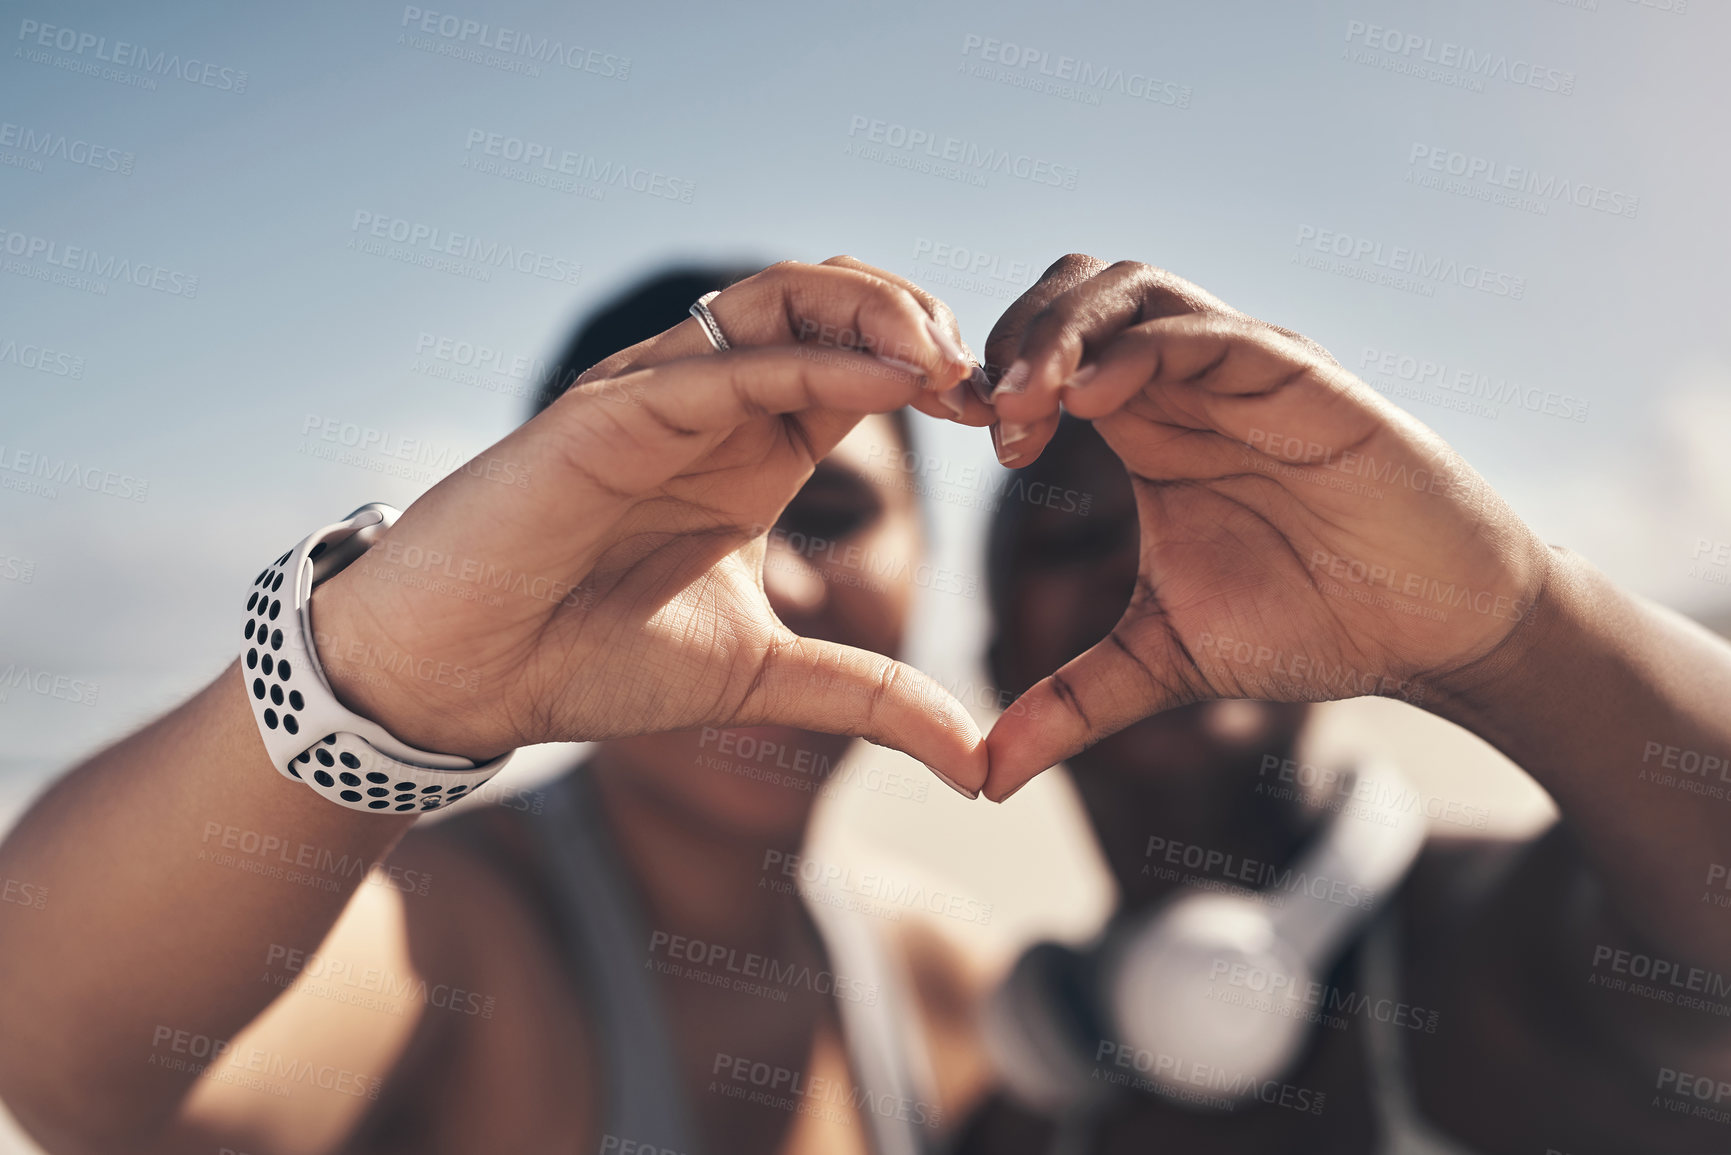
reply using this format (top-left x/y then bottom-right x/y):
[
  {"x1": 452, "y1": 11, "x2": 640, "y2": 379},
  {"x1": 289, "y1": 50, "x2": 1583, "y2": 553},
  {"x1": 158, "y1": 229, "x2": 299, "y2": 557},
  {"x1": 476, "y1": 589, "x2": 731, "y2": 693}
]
[{"x1": 310, "y1": 504, "x2": 396, "y2": 586}]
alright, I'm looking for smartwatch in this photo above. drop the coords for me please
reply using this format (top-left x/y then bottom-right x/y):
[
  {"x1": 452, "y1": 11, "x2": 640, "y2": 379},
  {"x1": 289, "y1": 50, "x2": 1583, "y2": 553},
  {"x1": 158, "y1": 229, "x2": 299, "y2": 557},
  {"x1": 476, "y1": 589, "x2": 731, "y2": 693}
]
[{"x1": 240, "y1": 503, "x2": 512, "y2": 813}]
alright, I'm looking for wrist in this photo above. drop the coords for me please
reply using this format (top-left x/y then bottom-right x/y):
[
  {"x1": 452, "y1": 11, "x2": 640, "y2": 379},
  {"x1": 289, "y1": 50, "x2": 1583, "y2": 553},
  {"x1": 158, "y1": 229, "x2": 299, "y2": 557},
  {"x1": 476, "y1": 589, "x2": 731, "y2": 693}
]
[
  {"x1": 1416, "y1": 543, "x2": 1595, "y2": 742},
  {"x1": 307, "y1": 574, "x2": 511, "y2": 763}
]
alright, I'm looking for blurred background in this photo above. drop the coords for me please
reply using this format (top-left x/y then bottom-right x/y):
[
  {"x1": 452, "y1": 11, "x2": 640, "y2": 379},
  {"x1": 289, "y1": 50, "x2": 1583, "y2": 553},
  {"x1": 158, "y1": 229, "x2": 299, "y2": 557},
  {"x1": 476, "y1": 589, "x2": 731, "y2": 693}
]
[{"x1": 3, "y1": 0, "x2": 1728, "y2": 1148}]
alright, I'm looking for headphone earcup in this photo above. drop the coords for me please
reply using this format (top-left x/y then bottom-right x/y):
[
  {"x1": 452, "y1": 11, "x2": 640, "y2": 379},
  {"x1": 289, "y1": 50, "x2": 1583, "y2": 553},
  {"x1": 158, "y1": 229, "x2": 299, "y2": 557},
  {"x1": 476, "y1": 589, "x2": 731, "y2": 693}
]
[
  {"x1": 987, "y1": 763, "x2": 1426, "y2": 1115},
  {"x1": 982, "y1": 941, "x2": 1111, "y2": 1114},
  {"x1": 1104, "y1": 893, "x2": 1315, "y2": 1098}
]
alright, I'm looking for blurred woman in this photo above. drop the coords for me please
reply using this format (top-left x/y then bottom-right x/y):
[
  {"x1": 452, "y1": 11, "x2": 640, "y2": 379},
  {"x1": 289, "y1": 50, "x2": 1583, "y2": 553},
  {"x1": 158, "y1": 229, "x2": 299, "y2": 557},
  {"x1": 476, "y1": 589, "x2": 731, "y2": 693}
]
[
  {"x1": 0, "y1": 258, "x2": 999, "y2": 1155},
  {"x1": 957, "y1": 255, "x2": 1731, "y2": 1154}
]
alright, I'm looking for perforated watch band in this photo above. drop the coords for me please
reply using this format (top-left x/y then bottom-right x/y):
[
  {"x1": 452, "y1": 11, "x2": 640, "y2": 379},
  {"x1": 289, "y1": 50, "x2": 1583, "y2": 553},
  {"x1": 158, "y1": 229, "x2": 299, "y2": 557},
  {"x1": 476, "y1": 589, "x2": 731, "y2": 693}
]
[{"x1": 241, "y1": 503, "x2": 512, "y2": 813}]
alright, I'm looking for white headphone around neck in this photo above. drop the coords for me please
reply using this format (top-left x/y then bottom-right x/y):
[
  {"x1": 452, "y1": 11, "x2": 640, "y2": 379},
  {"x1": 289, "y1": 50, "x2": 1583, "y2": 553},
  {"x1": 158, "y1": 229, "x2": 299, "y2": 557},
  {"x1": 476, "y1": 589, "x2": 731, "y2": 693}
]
[{"x1": 984, "y1": 760, "x2": 1427, "y2": 1115}]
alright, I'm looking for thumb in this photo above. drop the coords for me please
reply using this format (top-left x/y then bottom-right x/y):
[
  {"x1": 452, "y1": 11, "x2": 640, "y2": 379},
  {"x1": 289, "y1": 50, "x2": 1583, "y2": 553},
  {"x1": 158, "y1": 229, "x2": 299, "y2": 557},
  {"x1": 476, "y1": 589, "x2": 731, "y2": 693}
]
[
  {"x1": 739, "y1": 635, "x2": 987, "y2": 798},
  {"x1": 983, "y1": 622, "x2": 1194, "y2": 802}
]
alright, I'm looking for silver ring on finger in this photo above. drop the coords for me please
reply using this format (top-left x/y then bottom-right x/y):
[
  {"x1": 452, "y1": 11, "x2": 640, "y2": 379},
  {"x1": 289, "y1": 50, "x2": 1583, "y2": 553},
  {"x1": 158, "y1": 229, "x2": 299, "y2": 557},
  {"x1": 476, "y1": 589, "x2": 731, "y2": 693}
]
[{"x1": 689, "y1": 291, "x2": 731, "y2": 352}]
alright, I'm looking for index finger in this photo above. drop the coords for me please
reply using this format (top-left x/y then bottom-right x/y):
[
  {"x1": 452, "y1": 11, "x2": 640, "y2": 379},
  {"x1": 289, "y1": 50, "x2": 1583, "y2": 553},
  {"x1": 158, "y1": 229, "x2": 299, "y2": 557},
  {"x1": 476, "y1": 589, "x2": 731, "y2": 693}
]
[
  {"x1": 977, "y1": 254, "x2": 1111, "y2": 466},
  {"x1": 578, "y1": 259, "x2": 975, "y2": 394},
  {"x1": 992, "y1": 260, "x2": 1241, "y2": 427},
  {"x1": 982, "y1": 253, "x2": 1110, "y2": 381},
  {"x1": 819, "y1": 255, "x2": 996, "y2": 427}
]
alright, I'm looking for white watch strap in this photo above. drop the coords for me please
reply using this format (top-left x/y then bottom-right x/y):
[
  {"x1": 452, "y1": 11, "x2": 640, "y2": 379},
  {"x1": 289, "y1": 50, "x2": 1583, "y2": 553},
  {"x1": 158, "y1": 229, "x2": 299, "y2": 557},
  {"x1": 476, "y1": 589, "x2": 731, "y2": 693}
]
[{"x1": 241, "y1": 503, "x2": 512, "y2": 813}]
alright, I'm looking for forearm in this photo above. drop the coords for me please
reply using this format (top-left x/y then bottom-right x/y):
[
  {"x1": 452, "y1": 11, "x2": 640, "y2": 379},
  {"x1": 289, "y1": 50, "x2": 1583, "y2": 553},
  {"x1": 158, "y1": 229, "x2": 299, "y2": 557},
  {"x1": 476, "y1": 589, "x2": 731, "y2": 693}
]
[
  {"x1": 0, "y1": 659, "x2": 413, "y2": 1145},
  {"x1": 1425, "y1": 546, "x2": 1731, "y2": 967}
]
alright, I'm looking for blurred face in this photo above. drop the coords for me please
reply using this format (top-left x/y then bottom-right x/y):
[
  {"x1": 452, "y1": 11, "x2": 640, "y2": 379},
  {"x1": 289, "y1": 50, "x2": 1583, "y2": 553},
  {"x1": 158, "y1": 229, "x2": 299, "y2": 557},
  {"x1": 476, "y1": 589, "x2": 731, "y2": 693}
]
[
  {"x1": 992, "y1": 424, "x2": 1307, "y2": 787},
  {"x1": 599, "y1": 414, "x2": 922, "y2": 838}
]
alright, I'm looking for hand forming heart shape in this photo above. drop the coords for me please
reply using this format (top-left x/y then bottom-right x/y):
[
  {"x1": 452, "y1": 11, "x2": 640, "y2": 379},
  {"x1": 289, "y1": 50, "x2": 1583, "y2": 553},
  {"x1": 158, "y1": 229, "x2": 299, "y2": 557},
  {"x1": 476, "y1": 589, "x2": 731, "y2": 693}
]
[{"x1": 974, "y1": 254, "x2": 1551, "y2": 800}]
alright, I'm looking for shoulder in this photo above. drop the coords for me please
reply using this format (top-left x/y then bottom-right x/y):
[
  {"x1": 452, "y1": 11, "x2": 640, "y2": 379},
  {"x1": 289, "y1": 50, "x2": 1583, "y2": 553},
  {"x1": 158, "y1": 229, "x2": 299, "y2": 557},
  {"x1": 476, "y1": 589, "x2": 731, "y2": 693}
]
[
  {"x1": 349, "y1": 804, "x2": 600, "y2": 1152},
  {"x1": 886, "y1": 916, "x2": 998, "y2": 1135},
  {"x1": 1397, "y1": 826, "x2": 1731, "y2": 1151},
  {"x1": 153, "y1": 802, "x2": 597, "y2": 1155}
]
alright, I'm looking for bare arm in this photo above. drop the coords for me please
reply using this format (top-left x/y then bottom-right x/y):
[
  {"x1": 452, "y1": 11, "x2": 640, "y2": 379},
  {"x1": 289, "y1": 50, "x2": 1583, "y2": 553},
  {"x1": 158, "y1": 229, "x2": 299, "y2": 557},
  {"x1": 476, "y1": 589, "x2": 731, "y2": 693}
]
[
  {"x1": 0, "y1": 660, "x2": 416, "y2": 1152},
  {"x1": 1428, "y1": 546, "x2": 1731, "y2": 969}
]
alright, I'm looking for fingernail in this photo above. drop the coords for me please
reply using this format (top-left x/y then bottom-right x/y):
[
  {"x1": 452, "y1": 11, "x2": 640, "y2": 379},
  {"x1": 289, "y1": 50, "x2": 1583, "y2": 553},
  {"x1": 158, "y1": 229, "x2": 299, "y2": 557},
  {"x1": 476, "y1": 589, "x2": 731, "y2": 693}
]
[
  {"x1": 992, "y1": 422, "x2": 1028, "y2": 467},
  {"x1": 936, "y1": 382, "x2": 967, "y2": 418},
  {"x1": 925, "y1": 764, "x2": 980, "y2": 800},
  {"x1": 993, "y1": 359, "x2": 1032, "y2": 400},
  {"x1": 923, "y1": 316, "x2": 969, "y2": 369},
  {"x1": 999, "y1": 421, "x2": 1031, "y2": 448},
  {"x1": 991, "y1": 779, "x2": 1028, "y2": 804},
  {"x1": 1066, "y1": 365, "x2": 1099, "y2": 390},
  {"x1": 967, "y1": 362, "x2": 994, "y2": 405}
]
